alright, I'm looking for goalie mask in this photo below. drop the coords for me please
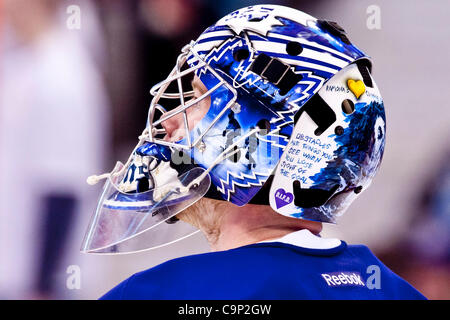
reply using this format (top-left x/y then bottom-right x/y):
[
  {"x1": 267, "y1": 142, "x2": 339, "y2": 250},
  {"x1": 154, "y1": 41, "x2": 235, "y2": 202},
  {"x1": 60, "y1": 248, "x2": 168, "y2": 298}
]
[{"x1": 81, "y1": 5, "x2": 385, "y2": 254}]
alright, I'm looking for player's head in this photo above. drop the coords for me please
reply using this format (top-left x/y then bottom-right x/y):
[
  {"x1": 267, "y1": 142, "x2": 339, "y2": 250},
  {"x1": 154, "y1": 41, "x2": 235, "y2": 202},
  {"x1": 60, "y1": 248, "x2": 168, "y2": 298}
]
[{"x1": 82, "y1": 5, "x2": 385, "y2": 254}]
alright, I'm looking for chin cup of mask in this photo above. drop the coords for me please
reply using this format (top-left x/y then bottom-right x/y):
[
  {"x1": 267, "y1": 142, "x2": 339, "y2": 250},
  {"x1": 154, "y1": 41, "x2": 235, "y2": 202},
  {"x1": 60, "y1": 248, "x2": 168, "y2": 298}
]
[{"x1": 81, "y1": 162, "x2": 211, "y2": 254}]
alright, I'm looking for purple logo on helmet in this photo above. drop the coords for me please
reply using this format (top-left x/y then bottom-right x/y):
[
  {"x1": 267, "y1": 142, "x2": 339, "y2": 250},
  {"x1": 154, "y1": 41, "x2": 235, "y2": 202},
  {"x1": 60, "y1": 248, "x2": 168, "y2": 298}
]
[{"x1": 274, "y1": 188, "x2": 293, "y2": 209}]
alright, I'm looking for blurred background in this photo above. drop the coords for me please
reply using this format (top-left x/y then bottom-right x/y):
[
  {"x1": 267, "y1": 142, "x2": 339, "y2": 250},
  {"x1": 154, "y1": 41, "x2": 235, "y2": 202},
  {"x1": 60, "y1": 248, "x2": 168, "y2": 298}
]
[{"x1": 0, "y1": 0, "x2": 448, "y2": 300}]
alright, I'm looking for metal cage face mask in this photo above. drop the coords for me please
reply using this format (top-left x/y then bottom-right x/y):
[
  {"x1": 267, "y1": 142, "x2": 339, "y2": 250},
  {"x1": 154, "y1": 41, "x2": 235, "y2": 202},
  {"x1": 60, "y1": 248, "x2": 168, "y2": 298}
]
[
  {"x1": 80, "y1": 47, "x2": 232, "y2": 254},
  {"x1": 146, "y1": 41, "x2": 297, "y2": 207},
  {"x1": 81, "y1": 44, "x2": 279, "y2": 253},
  {"x1": 147, "y1": 43, "x2": 239, "y2": 150}
]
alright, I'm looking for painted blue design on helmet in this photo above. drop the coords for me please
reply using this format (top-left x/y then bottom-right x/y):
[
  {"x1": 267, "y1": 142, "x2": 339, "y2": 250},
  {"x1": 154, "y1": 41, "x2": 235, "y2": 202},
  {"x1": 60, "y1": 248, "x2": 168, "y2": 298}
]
[{"x1": 175, "y1": 5, "x2": 371, "y2": 206}]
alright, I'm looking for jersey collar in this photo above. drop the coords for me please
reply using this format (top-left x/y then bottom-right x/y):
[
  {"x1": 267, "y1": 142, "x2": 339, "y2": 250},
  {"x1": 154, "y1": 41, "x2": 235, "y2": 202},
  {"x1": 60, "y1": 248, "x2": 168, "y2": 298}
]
[{"x1": 258, "y1": 229, "x2": 342, "y2": 250}]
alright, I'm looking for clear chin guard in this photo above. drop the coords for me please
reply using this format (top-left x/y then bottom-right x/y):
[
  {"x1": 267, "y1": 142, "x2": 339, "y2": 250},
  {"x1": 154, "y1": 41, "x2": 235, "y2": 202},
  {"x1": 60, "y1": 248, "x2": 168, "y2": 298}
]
[{"x1": 81, "y1": 162, "x2": 211, "y2": 254}]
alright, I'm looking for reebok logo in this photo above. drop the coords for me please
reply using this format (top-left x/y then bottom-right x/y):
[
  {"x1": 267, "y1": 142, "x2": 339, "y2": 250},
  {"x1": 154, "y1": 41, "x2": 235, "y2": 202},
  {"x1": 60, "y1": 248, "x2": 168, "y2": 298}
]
[{"x1": 321, "y1": 272, "x2": 365, "y2": 287}]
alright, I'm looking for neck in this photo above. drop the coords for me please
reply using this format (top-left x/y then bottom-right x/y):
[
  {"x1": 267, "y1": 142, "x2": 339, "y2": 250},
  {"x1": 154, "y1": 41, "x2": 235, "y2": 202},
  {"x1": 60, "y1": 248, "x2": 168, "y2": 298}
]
[{"x1": 195, "y1": 200, "x2": 323, "y2": 251}]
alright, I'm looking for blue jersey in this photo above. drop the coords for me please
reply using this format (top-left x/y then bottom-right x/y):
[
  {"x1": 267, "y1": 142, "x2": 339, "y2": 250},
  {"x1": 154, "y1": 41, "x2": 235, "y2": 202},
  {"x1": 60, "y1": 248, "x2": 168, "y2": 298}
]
[{"x1": 100, "y1": 230, "x2": 426, "y2": 300}]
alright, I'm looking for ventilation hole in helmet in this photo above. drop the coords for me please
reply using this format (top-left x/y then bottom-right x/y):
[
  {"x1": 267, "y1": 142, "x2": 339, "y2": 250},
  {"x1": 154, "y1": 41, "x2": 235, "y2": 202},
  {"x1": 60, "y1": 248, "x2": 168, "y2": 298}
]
[
  {"x1": 356, "y1": 60, "x2": 373, "y2": 88},
  {"x1": 314, "y1": 128, "x2": 323, "y2": 136},
  {"x1": 278, "y1": 71, "x2": 302, "y2": 95},
  {"x1": 250, "y1": 53, "x2": 271, "y2": 74},
  {"x1": 250, "y1": 53, "x2": 303, "y2": 96},
  {"x1": 233, "y1": 48, "x2": 250, "y2": 62},
  {"x1": 354, "y1": 186, "x2": 363, "y2": 194},
  {"x1": 228, "y1": 145, "x2": 241, "y2": 163},
  {"x1": 342, "y1": 99, "x2": 355, "y2": 114},
  {"x1": 286, "y1": 41, "x2": 303, "y2": 56},
  {"x1": 293, "y1": 181, "x2": 339, "y2": 208},
  {"x1": 335, "y1": 126, "x2": 344, "y2": 136},
  {"x1": 294, "y1": 94, "x2": 337, "y2": 135},
  {"x1": 256, "y1": 119, "x2": 271, "y2": 135}
]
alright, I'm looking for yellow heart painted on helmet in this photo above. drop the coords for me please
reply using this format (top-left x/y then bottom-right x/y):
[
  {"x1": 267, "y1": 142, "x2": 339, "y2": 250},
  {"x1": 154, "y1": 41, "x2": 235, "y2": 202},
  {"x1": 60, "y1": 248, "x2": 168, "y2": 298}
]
[{"x1": 347, "y1": 79, "x2": 366, "y2": 99}]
